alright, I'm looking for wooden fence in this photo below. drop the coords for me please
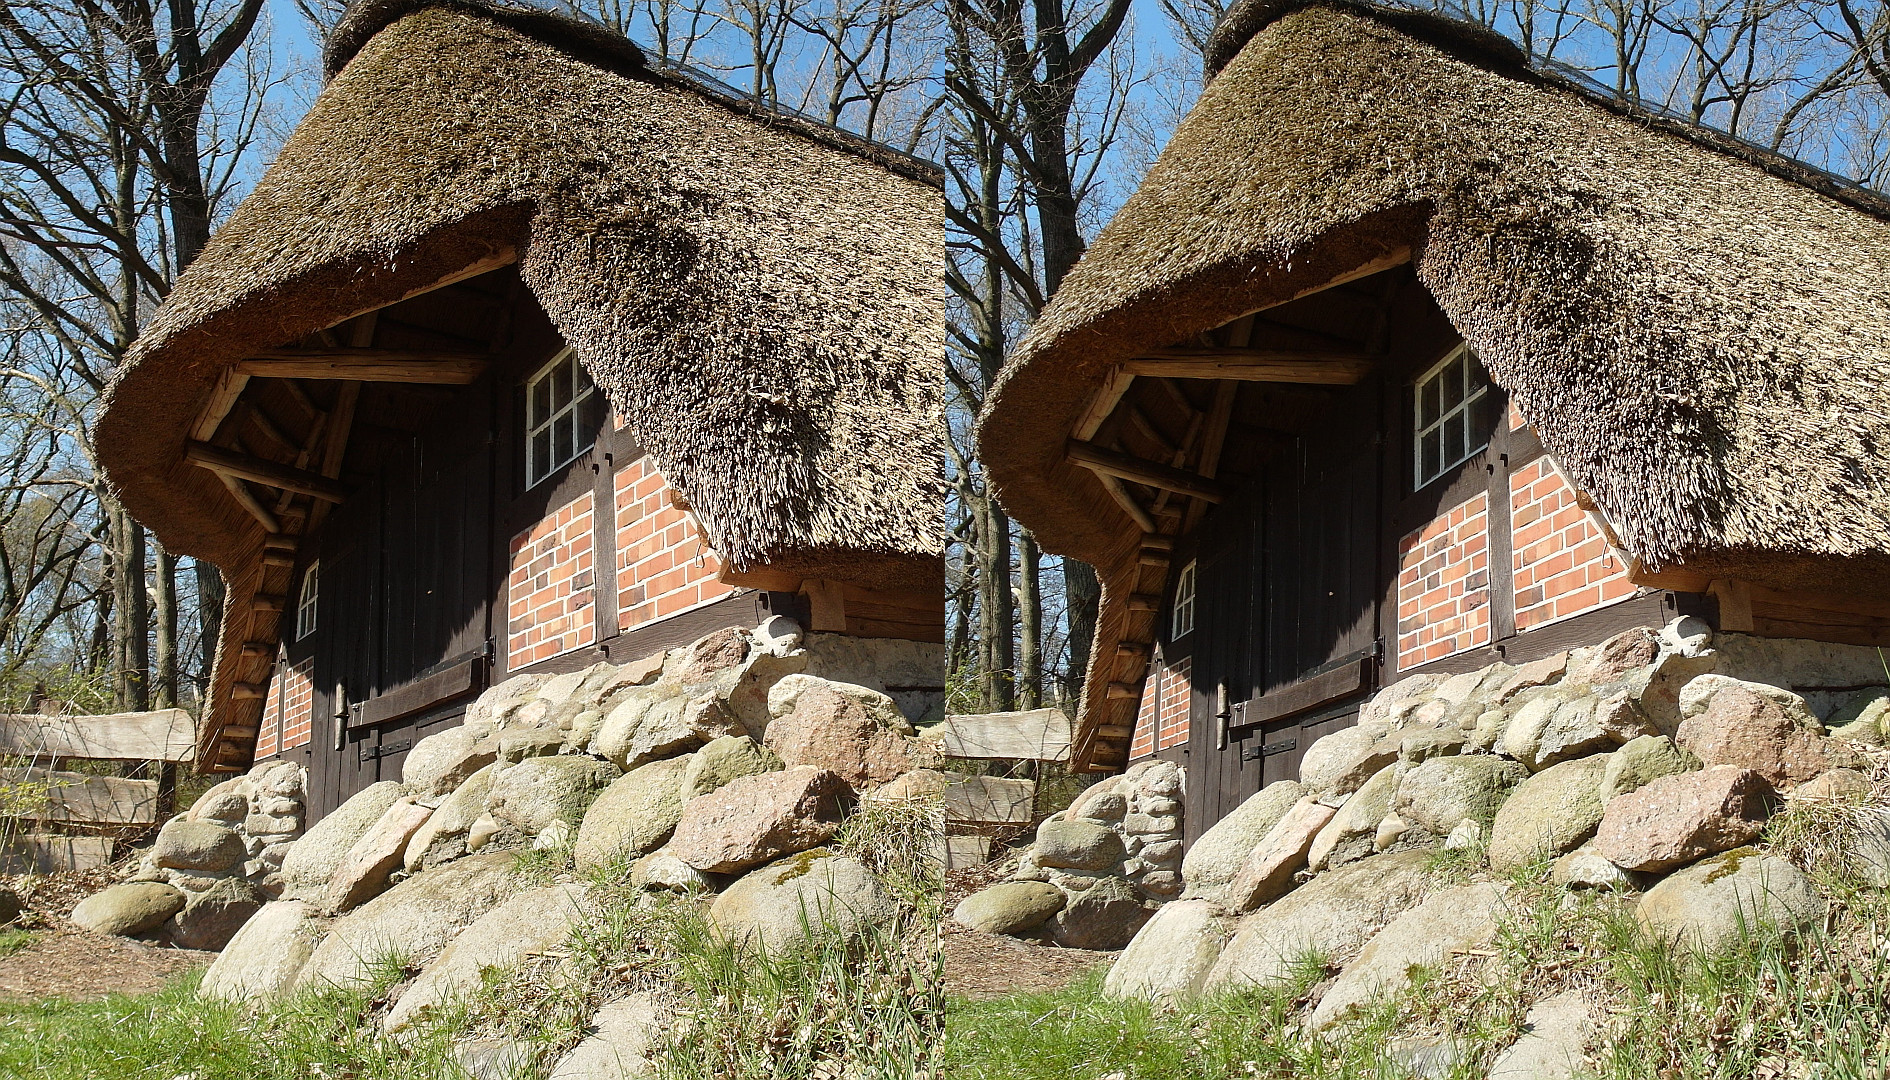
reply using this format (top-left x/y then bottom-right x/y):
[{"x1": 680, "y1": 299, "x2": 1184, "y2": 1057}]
[{"x1": 0, "y1": 708, "x2": 195, "y2": 872}]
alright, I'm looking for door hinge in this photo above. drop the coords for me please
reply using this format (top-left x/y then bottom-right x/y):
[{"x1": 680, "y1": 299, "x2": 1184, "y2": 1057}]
[{"x1": 359, "y1": 739, "x2": 412, "y2": 763}]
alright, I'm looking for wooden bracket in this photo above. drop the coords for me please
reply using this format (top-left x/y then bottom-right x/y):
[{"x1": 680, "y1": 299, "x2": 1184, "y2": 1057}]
[
  {"x1": 185, "y1": 442, "x2": 348, "y2": 502},
  {"x1": 1066, "y1": 439, "x2": 1225, "y2": 503}
]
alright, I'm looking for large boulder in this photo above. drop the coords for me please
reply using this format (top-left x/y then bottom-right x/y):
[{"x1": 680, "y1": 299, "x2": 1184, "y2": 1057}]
[
  {"x1": 589, "y1": 689, "x2": 701, "y2": 771},
  {"x1": 70, "y1": 881, "x2": 184, "y2": 936},
  {"x1": 199, "y1": 900, "x2": 327, "y2": 1001},
  {"x1": 1033, "y1": 820, "x2": 1125, "y2": 873},
  {"x1": 1231, "y1": 797, "x2": 1337, "y2": 910},
  {"x1": 1181, "y1": 780, "x2": 1303, "y2": 906},
  {"x1": 1204, "y1": 848, "x2": 1436, "y2": 993},
  {"x1": 168, "y1": 877, "x2": 266, "y2": 950},
  {"x1": 152, "y1": 819, "x2": 246, "y2": 873},
  {"x1": 188, "y1": 779, "x2": 249, "y2": 826},
  {"x1": 1827, "y1": 688, "x2": 1890, "y2": 744},
  {"x1": 1048, "y1": 877, "x2": 1151, "y2": 950},
  {"x1": 1591, "y1": 766, "x2": 1773, "y2": 873},
  {"x1": 666, "y1": 766, "x2": 849, "y2": 874},
  {"x1": 486, "y1": 755, "x2": 620, "y2": 836},
  {"x1": 708, "y1": 852, "x2": 896, "y2": 952},
  {"x1": 1394, "y1": 756, "x2": 1526, "y2": 837},
  {"x1": 546, "y1": 993, "x2": 665, "y2": 1080},
  {"x1": 1103, "y1": 899, "x2": 1229, "y2": 1002},
  {"x1": 295, "y1": 851, "x2": 526, "y2": 991},
  {"x1": 1676, "y1": 677, "x2": 1845, "y2": 787},
  {"x1": 402, "y1": 726, "x2": 499, "y2": 798},
  {"x1": 1502, "y1": 690, "x2": 1654, "y2": 771},
  {"x1": 1307, "y1": 765, "x2": 1398, "y2": 874},
  {"x1": 325, "y1": 797, "x2": 434, "y2": 914},
  {"x1": 762, "y1": 675, "x2": 942, "y2": 790},
  {"x1": 679, "y1": 735, "x2": 781, "y2": 800},
  {"x1": 573, "y1": 757, "x2": 692, "y2": 871},
  {"x1": 1487, "y1": 755, "x2": 1610, "y2": 873},
  {"x1": 1298, "y1": 727, "x2": 1399, "y2": 800},
  {"x1": 1310, "y1": 883, "x2": 1507, "y2": 1029},
  {"x1": 384, "y1": 884, "x2": 593, "y2": 1032},
  {"x1": 1637, "y1": 848, "x2": 1824, "y2": 951},
  {"x1": 405, "y1": 764, "x2": 499, "y2": 873},
  {"x1": 952, "y1": 881, "x2": 1065, "y2": 935},
  {"x1": 1598, "y1": 735, "x2": 1698, "y2": 802},
  {"x1": 281, "y1": 781, "x2": 405, "y2": 900}
]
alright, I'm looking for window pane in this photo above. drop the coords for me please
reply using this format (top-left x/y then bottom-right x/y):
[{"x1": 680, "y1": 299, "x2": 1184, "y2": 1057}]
[
  {"x1": 1442, "y1": 356, "x2": 1465, "y2": 411},
  {"x1": 1466, "y1": 354, "x2": 1488, "y2": 395},
  {"x1": 1421, "y1": 429, "x2": 1441, "y2": 482},
  {"x1": 1444, "y1": 411, "x2": 1465, "y2": 465},
  {"x1": 574, "y1": 358, "x2": 594, "y2": 397},
  {"x1": 1420, "y1": 378, "x2": 1441, "y2": 428},
  {"x1": 553, "y1": 360, "x2": 573, "y2": 410},
  {"x1": 554, "y1": 413, "x2": 573, "y2": 464},
  {"x1": 532, "y1": 379, "x2": 551, "y2": 429},
  {"x1": 532, "y1": 429, "x2": 550, "y2": 482}
]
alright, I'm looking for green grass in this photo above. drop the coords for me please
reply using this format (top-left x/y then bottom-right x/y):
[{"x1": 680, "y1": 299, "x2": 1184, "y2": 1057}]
[{"x1": 0, "y1": 928, "x2": 36, "y2": 959}]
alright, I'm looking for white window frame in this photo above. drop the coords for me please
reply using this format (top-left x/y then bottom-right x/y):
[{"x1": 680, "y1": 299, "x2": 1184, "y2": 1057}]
[
  {"x1": 1171, "y1": 560, "x2": 1196, "y2": 639},
  {"x1": 525, "y1": 347, "x2": 601, "y2": 488},
  {"x1": 1413, "y1": 343, "x2": 1492, "y2": 490},
  {"x1": 295, "y1": 562, "x2": 319, "y2": 640}
]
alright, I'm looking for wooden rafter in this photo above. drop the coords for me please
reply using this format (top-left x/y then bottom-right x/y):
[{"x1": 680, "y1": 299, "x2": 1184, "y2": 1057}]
[
  {"x1": 237, "y1": 349, "x2": 488, "y2": 384},
  {"x1": 1123, "y1": 350, "x2": 1373, "y2": 384},
  {"x1": 1074, "y1": 365, "x2": 1136, "y2": 441},
  {"x1": 216, "y1": 474, "x2": 280, "y2": 533},
  {"x1": 184, "y1": 441, "x2": 348, "y2": 502},
  {"x1": 1066, "y1": 439, "x2": 1225, "y2": 503}
]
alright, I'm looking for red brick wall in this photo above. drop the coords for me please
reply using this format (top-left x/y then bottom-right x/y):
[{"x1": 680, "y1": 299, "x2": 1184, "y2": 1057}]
[
  {"x1": 507, "y1": 492, "x2": 597, "y2": 670},
  {"x1": 257, "y1": 656, "x2": 314, "y2": 757},
  {"x1": 613, "y1": 457, "x2": 734, "y2": 631},
  {"x1": 1510, "y1": 459, "x2": 1633, "y2": 632},
  {"x1": 1129, "y1": 657, "x2": 1192, "y2": 759},
  {"x1": 1396, "y1": 493, "x2": 1492, "y2": 669}
]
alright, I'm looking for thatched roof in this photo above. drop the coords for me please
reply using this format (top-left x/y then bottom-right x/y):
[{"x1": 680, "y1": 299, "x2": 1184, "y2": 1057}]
[
  {"x1": 99, "y1": 0, "x2": 944, "y2": 593},
  {"x1": 977, "y1": 0, "x2": 1890, "y2": 766}
]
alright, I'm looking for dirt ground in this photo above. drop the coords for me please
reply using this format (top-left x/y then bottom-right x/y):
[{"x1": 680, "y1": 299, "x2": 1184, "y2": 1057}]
[
  {"x1": 940, "y1": 859, "x2": 1119, "y2": 1000},
  {"x1": 0, "y1": 868, "x2": 214, "y2": 1003}
]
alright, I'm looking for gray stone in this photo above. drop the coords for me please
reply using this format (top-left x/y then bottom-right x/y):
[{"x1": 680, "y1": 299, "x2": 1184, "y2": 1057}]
[
  {"x1": 1307, "y1": 765, "x2": 1399, "y2": 874},
  {"x1": 1399, "y1": 723, "x2": 1469, "y2": 764},
  {"x1": 667, "y1": 766, "x2": 848, "y2": 874},
  {"x1": 1034, "y1": 820, "x2": 1126, "y2": 872},
  {"x1": 630, "y1": 853, "x2": 715, "y2": 894},
  {"x1": 168, "y1": 877, "x2": 265, "y2": 950},
  {"x1": 1494, "y1": 652, "x2": 1569, "y2": 702},
  {"x1": 679, "y1": 735, "x2": 780, "y2": 800},
  {"x1": 1298, "y1": 727, "x2": 1400, "y2": 799},
  {"x1": 590, "y1": 689, "x2": 700, "y2": 771},
  {"x1": 1551, "y1": 846, "x2": 1637, "y2": 892},
  {"x1": 296, "y1": 852, "x2": 525, "y2": 991},
  {"x1": 1568, "y1": 628, "x2": 1661, "y2": 687},
  {"x1": 189, "y1": 780, "x2": 249, "y2": 825},
  {"x1": 1309, "y1": 883, "x2": 1507, "y2": 1029},
  {"x1": 199, "y1": 900, "x2": 328, "y2": 1001},
  {"x1": 952, "y1": 881, "x2": 1065, "y2": 935},
  {"x1": 1103, "y1": 899, "x2": 1229, "y2": 1002},
  {"x1": 486, "y1": 755, "x2": 619, "y2": 835},
  {"x1": 708, "y1": 852, "x2": 896, "y2": 953},
  {"x1": 1359, "y1": 674, "x2": 1452, "y2": 727},
  {"x1": 763, "y1": 674, "x2": 942, "y2": 791},
  {"x1": 1679, "y1": 674, "x2": 1821, "y2": 731},
  {"x1": 1204, "y1": 848, "x2": 1436, "y2": 993},
  {"x1": 452, "y1": 1038, "x2": 539, "y2": 1080},
  {"x1": 153, "y1": 819, "x2": 246, "y2": 873},
  {"x1": 1592, "y1": 766, "x2": 1773, "y2": 873},
  {"x1": 1637, "y1": 848, "x2": 1824, "y2": 952},
  {"x1": 281, "y1": 781, "x2": 406, "y2": 900},
  {"x1": 1827, "y1": 688, "x2": 1890, "y2": 744},
  {"x1": 325, "y1": 797, "x2": 434, "y2": 914},
  {"x1": 1488, "y1": 990, "x2": 1597, "y2": 1080},
  {"x1": 1395, "y1": 756, "x2": 1526, "y2": 837},
  {"x1": 402, "y1": 726, "x2": 499, "y2": 798},
  {"x1": 547, "y1": 993, "x2": 664, "y2": 1079},
  {"x1": 1599, "y1": 735, "x2": 1698, "y2": 803},
  {"x1": 1048, "y1": 877, "x2": 1151, "y2": 950},
  {"x1": 384, "y1": 884, "x2": 592, "y2": 1032},
  {"x1": 573, "y1": 757, "x2": 691, "y2": 871},
  {"x1": 70, "y1": 881, "x2": 185, "y2": 936},
  {"x1": 1231, "y1": 797, "x2": 1337, "y2": 910},
  {"x1": 405, "y1": 764, "x2": 499, "y2": 873},
  {"x1": 1181, "y1": 780, "x2": 1304, "y2": 906},
  {"x1": 1069, "y1": 784, "x2": 1128, "y2": 822},
  {"x1": 1488, "y1": 755, "x2": 1610, "y2": 874}
]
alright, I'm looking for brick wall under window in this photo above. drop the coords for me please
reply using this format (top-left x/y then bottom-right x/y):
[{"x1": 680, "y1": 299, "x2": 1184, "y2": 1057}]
[
  {"x1": 507, "y1": 492, "x2": 597, "y2": 670},
  {"x1": 614, "y1": 457, "x2": 734, "y2": 631},
  {"x1": 257, "y1": 656, "x2": 314, "y2": 757},
  {"x1": 1396, "y1": 493, "x2": 1492, "y2": 669},
  {"x1": 1130, "y1": 657, "x2": 1193, "y2": 759},
  {"x1": 1510, "y1": 459, "x2": 1633, "y2": 632}
]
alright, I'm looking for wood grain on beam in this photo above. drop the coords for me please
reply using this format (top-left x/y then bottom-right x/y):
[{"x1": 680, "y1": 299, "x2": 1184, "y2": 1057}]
[
  {"x1": 184, "y1": 441, "x2": 348, "y2": 502},
  {"x1": 1124, "y1": 351, "x2": 1373, "y2": 384},
  {"x1": 238, "y1": 350, "x2": 487, "y2": 384},
  {"x1": 216, "y1": 474, "x2": 280, "y2": 533},
  {"x1": 1073, "y1": 365, "x2": 1135, "y2": 441},
  {"x1": 1105, "y1": 681, "x2": 1142, "y2": 700},
  {"x1": 1126, "y1": 593, "x2": 1161, "y2": 611},
  {"x1": 190, "y1": 368, "x2": 250, "y2": 443},
  {"x1": 1066, "y1": 439, "x2": 1225, "y2": 503},
  {"x1": 1095, "y1": 473, "x2": 1157, "y2": 533}
]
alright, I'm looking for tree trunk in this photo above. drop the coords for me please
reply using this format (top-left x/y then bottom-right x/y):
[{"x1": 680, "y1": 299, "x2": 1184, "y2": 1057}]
[
  {"x1": 1017, "y1": 527, "x2": 1042, "y2": 709},
  {"x1": 1063, "y1": 560, "x2": 1099, "y2": 706},
  {"x1": 981, "y1": 497, "x2": 1015, "y2": 711},
  {"x1": 154, "y1": 544, "x2": 178, "y2": 708}
]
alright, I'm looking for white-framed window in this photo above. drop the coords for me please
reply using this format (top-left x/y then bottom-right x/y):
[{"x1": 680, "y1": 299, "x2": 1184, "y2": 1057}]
[
  {"x1": 1171, "y1": 560, "x2": 1196, "y2": 639},
  {"x1": 526, "y1": 348, "x2": 605, "y2": 487},
  {"x1": 1414, "y1": 343, "x2": 1494, "y2": 489},
  {"x1": 295, "y1": 562, "x2": 319, "y2": 640}
]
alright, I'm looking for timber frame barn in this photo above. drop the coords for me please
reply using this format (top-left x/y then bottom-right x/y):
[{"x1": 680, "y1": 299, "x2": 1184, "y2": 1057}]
[
  {"x1": 97, "y1": 0, "x2": 944, "y2": 819},
  {"x1": 976, "y1": 0, "x2": 1890, "y2": 842}
]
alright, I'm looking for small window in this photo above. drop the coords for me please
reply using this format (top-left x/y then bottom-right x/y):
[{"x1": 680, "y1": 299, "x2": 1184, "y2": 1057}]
[
  {"x1": 526, "y1": 348, "x2": 605, "y2": 487},
  {"x1": 295, "y1": 562, "x2": 318, "y2": 640},
  {"x1": 1414, "y1": 344, "x2": 1494, "y2": 489},
  {"x1": 1171, "y1": 560, "x2": 1196, "y2": 639}
]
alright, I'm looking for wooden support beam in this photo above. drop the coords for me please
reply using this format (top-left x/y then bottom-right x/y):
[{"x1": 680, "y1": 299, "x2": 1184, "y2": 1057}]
[
  {"x1": 184, "y1": 441, "x2": 348, "y2": 502},
  {"x1": 239, "y1": 642, "x2": 274, "y2": 659},
  {"x1": 1126, "y1": 594, "x2": 1161, "y2": 612},
  {"x1": 1096, "y1": 725, "x2": 1134, "y2": 740},
  {"x1": 237, "y1": 350, "x2": 487, "y2": 384},
  {"x1": 262, "y1": 534, "x2": 297, "y2": 553},
  {"x1": 1187, "y1": 380, "x2": 1239, "y2": 533},
  {"x1": 220, "y1": 725, "x2": 259, "y2": 741},
  {"x1": 232, "y1": 683, "x2": 268, "y2": 701},
  {"x1": 250, "y1": 595, "x2": 284, "y2": 613},
  {"x1": 1105, "y1": 681, "x2": 1142, "y2": 700},
  {"x1": 191, "y1": 368, "x2": 250, "y2": 443},
  {"x1": 1141, "y1": 535, "x2": 1174, "y2": 552},
  {"x1": 1066, "y1": 439, "x2": 1225, "y2": 503},
  {"x1": 1095, "y1": 473, "x2": 1158, "y2": 533},
  {"x1": 217, "y1": 474, "x2": 280, "y2": 533},
  {"x1": 1074, "y1": 365, "x2": 1136, "y2": 441},
  {"x1": 1123, "y1": 351, "x2": 1373, "y2": 384},
  {"x1": 1115, "y1": 641, "x2": 1151, "y2": 658},
  {"x1": 239, "y1": 401, "x2": 296, "y2": 453},
  {"x1": 261, "y1": 551, "x2": 294, "y2": 568}
]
